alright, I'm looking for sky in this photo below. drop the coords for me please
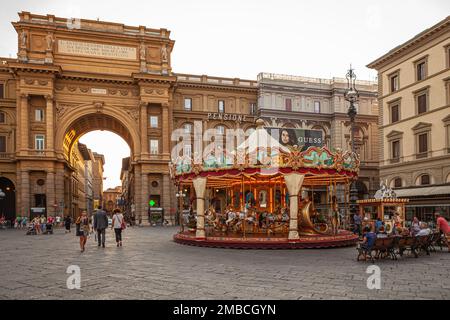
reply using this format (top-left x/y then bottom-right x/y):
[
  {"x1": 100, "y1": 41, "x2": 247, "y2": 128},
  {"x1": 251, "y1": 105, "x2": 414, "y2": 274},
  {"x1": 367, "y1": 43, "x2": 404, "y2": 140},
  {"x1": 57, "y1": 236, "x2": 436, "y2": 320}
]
[
  {"x1": 1, "y1": 0, "x2": 449, "y2": 189},
  {"x1": 79, "y1": 131, "x2": 130, "y2": 190}
]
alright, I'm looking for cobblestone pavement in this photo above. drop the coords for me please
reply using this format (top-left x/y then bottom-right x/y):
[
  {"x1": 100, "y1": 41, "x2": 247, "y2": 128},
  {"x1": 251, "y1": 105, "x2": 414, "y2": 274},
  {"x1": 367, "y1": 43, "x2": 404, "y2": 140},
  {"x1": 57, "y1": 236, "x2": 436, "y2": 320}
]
[{"x1": 0, "y1": 227, "x2": 449, "y2": 300}]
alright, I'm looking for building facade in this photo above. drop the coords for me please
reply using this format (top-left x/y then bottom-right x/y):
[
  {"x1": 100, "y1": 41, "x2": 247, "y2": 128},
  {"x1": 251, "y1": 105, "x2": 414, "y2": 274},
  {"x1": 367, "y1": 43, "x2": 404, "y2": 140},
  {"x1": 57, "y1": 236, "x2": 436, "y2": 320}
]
[
  {"x1": 368, "y1": 16, "x2": 450, "y2": 222},
  {"x1": 92, "y1": 152, "x2": 105, "y2": 210},
  {"x1": 0, "y1": 12, "x2": 380, "y2": 224},
  {"x1": 257, "y1": 72, "x2": 379, "y2": 204},
  {"x1": 103, "y1": 186, "x2": 122, "y2": 214}
]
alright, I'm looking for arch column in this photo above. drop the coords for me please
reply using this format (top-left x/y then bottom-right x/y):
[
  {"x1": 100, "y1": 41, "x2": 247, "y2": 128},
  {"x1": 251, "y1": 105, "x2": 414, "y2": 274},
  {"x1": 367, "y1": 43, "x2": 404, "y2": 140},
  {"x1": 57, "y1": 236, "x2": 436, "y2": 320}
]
[
  {"x1": 162, "y1": 103, "x2": 170, "y2": 156},
  {"x1": 55, "y1": 165, "x2": 65, "y2": 217},
  {"x1": 284, "y1": 172, "x2": 305, "y2": 241},
  {"x1": 193, "y1": 176, "x2": 207, "y2": 239},
  {"x1": 140, "y1": 102, "x2": 148, "y2": 155},
  {"x1": 46, "y1": 171, "x2": 56, "y2": 216},
  {"x1": 18, "y1": 94, "x2": 29, "y2": 154},
  {"x1": 19, "y1": 170, "x2": 30, "y2": 218},
  {"x1": 45, "y1": 95, "x2": 54, "y2": 152}
]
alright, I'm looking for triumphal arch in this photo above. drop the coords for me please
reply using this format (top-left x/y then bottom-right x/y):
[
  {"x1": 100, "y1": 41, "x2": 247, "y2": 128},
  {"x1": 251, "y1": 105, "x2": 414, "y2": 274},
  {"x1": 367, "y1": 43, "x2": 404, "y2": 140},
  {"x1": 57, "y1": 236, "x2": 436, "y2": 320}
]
[{"x1": 4, "y1": 12, "x2": 177, "y2": 221}]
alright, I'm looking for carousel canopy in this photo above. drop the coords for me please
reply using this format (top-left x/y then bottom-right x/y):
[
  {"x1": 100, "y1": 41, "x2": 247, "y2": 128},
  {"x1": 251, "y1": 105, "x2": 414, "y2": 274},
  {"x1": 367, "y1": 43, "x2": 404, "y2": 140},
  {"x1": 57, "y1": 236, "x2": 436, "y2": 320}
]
[{"x1": 169, "y1": 123, "x2": 360, "y2": 188}]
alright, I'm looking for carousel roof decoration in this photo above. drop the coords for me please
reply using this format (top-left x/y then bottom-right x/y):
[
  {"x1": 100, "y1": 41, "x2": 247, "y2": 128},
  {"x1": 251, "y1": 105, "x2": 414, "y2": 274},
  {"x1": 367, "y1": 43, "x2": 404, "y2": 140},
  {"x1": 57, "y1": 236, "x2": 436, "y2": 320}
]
[
  {"x1": 169, "y1": 119, "x2": 361, "y2": 186},
  {"x1": 358, "y1": 180, "x2": 409, "y2": 205}
]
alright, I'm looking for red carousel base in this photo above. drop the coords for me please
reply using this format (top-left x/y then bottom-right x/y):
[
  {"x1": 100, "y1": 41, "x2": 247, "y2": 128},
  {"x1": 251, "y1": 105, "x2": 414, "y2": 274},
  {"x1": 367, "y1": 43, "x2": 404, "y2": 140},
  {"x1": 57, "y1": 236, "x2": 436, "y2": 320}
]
[{"x1": 173, "y1": 230, "x2": 358, "y2": 249}]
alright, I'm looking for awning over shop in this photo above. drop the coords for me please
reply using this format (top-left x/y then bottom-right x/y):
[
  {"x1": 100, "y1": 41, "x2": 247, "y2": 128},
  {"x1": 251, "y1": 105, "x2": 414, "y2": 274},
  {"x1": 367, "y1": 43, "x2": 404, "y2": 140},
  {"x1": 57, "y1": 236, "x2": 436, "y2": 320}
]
[{"x1": 395, "y1": 185, "x2": 450, "y2": 198}]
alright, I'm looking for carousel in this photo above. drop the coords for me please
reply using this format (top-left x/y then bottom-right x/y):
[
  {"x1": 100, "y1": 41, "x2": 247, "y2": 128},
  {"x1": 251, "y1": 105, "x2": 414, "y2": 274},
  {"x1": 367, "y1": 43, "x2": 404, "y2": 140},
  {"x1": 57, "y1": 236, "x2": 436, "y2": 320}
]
[{"x1": 170, "y1": 120, "x2": 361, "y2": 249}]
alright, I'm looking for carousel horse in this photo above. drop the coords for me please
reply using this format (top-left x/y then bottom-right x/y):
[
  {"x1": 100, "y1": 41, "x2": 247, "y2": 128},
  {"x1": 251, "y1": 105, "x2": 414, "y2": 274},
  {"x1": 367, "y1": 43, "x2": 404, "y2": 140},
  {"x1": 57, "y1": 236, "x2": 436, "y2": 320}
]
[
  {"x1": 267, "y1": 208, "x2": 289, "y2": 234},
  {"x1": 330, "y1": 198, "x2": 340, "y2": 235},
  {"x1": 225, "y1": 209, "x2": 238, "y2": 232}
]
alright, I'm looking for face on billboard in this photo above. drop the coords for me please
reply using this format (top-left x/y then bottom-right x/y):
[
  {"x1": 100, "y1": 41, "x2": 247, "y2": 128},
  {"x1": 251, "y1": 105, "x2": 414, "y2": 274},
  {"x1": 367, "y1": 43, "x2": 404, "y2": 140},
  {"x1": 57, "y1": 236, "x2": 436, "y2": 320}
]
[{"x1": 266, "y1": 127, "x2": 323, "y2": 150}]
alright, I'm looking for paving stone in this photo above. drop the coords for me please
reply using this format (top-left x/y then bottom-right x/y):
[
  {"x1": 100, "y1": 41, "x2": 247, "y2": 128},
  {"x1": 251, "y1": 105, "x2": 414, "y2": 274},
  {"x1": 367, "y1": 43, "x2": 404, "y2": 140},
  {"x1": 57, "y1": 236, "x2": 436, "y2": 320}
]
[{"x1": 0, "y1": 227, "x2": 449, "y2": 299}]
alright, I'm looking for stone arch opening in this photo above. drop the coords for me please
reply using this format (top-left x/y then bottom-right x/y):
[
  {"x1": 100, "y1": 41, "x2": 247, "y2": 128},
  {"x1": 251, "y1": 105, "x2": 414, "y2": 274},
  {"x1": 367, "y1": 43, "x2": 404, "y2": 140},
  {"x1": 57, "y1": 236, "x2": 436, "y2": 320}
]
[
  {"x1": 54, "y1": 108, "x2": 140, "y2": 219},
  {"x1": 62, "y1": 113, "x2": 134, "y2": 162},
  {"x1": 0, "y1": 177, "x2": 16, "y2": 223}
]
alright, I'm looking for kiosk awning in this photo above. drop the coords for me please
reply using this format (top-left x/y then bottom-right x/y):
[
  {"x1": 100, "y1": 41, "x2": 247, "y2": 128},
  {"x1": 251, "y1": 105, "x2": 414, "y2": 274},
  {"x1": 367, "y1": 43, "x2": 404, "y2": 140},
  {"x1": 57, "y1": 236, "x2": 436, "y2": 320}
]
[{"x1": 395, "y1": 185, "x2": 450, "y2": 198}]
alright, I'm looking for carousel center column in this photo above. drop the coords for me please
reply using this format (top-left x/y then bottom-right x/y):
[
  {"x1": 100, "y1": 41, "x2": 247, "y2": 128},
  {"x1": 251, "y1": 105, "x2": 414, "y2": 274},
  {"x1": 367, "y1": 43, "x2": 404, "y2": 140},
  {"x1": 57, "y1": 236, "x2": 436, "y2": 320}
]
[
  {"x1": 284, "y1": 172, "x2": 305, "y2": 241},
  {"x1": 193, "y1": 176, "x2": 207, "y2": 240}
]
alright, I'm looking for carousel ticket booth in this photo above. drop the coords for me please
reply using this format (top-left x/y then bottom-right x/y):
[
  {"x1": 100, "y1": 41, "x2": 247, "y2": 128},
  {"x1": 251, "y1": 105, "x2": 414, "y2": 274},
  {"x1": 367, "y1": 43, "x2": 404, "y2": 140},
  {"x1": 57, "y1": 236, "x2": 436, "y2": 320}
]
[
  {"x1": 170, "y1": 121, "x2": 361, "y2": 249},
  {"x1": 357, "y1": 198, "x2": 408, "y2": 234}
]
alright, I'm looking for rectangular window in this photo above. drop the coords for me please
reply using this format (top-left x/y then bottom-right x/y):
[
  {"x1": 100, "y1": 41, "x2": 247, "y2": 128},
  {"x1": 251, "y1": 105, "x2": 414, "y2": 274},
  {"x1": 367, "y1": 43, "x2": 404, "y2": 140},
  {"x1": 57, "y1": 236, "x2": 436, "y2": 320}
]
[
  {"x1": 184, "y1": 98, "x2": 192, "y2": 111},
  {"x1": 0, "y1": 83, "x2": 4, "y2": 99},
  {"x1": 416, "y1": 62, "x2": 426, "y2": 81},
  {"x1": 250, "y1": 103, "x2": 256, "y2": 115},
  {"x1": 218, "y1": 100, "x2": 225, "y2": 113},
  {"x1": 184, "y1": 144, "x2": 192, "y2": 157},
  {"x1": 285, "y1": 98, "x2": 292, "y2": 111},
  {"x1": 184, "y1": 123, "x2": 192, "y2": 134},
  {"x1": 314, "y1": 101, "x2": 321, "y2": 113},
  {"x1": 391, "y1": 104, "x2": 399, "y2": 123},
  {"x1": 35, "y1": 135, "x2": 45, "y2": 150},
  {"x1": 216, "y1": 125, "x2": 225, "y2": 135},
  {"x1": 418, "y1": 133, "x2": 428, "y2": 154},
  {"x1": 149, "y1": 116, "x2": 158, "y2": 128},
  {"x1": 0, "y1": 136, "x2": 6, "y2": 153},
  {"x1": 35, "y1": 109, "x2": 44, "y2": 122},
  {"x1": 447, "y1": 126, "x2": 450, "y2": 153},
  {"x1": 390, "y1": 74, "x2": 399, "y2": 92},
  {"x1": 447, "y1": 46, "x2": 450, "y2": 69},
  {"x1": 417, "y1": 93, "x2": 427, "y2": 114},
  {"x1": 0, "y1": 112, "x2": 5, "y2": 124},
  {"x1": 392, "y1": 140, "x2": 400, "y2": 159},
  {"x1": 150, "y1": 139, "x2": 159, "y2": 155}
]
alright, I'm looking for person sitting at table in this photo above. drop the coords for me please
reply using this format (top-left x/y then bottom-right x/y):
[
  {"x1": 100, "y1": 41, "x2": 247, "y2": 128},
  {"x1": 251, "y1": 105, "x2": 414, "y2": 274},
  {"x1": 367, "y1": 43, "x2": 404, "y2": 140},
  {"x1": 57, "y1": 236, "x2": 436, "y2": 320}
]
[
  {"x1": 397, "y1": 227, "x2": 410, "y2": 237},
  {"x1": 375, "y1": 218, "x2": 383, "y2": 233},
  {"x1": 410, "y1": 216, "x2": 421, "y2": 236},
  {"x1": 360, "y1": 226, "x2": 377, "y2": 260},
  {"x1": 376, "y1": 221, "x2": 389, "y2": 237},
  {"x1": 416, "y1": 222, "x2": 431, "y2": 237}
]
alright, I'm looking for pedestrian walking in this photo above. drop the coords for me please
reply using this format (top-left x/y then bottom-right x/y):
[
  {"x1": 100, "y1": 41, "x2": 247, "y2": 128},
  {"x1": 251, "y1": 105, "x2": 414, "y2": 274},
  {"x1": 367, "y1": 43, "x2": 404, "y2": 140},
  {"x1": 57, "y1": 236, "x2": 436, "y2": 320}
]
[
  {"x1": 64, "y1": 215, "x2": 72, "y2": 233},
  {"x1": 112, "y1": 209, "x2": 125, "y2": 247},
  {"x1": 21, "y1": 216, "x2": 27, "y2": 229},
  {"x1": 75, "y1": 211, "x2": 90, "y2": 253},
  {"x1": 34, "y1": 217, "x2": 41, "y2": 234},
  {"x1": 435, "y1": 212, "x2": 450, "y2": 252},
  {"x1": 14, "y1": 216, "x2": 21, "y2": 229},
  {"x1": 40, "y1": 215, "x2": 46, "y2": 233},
  {"x1": 353, "y1": 212, "x2": 362, "y2": 237},
  {"x1": 93, "y1": 206, "x2": 108, "y2": 248}
]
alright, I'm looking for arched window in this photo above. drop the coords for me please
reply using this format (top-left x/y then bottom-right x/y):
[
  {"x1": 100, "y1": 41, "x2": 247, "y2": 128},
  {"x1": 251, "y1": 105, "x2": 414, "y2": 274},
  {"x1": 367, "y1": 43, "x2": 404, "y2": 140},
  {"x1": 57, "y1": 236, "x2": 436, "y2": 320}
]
[
  {"x1": 0, "y1": 111, "x2": 6, "y2": 124},
  {"x1": 393, "y1": 178, "x2": 402, "y2": 188},
  {"x1": 420, "y1": 174, "x2": 430, "y2": 186},
  {"x1": 215, "y1": 125, "x2": 225, "y2": 135}
]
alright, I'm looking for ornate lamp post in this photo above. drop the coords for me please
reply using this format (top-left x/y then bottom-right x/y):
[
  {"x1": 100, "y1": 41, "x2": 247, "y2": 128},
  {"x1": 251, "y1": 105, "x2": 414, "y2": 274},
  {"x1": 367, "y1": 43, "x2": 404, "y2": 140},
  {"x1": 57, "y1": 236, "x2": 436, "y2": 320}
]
[
  {"x1": 175, "y1": 188, "x2": 187, "y2": 232},
  {"x1": 344, "y1": 65, "x2": 360, "y2": 221}
]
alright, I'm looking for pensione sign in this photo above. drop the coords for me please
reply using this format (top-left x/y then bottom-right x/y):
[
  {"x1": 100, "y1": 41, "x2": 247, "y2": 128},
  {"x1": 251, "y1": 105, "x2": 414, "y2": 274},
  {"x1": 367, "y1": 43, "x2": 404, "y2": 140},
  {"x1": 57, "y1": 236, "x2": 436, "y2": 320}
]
[{"x1": 207, "y1": 113, "x2": 250, "y2": 123}]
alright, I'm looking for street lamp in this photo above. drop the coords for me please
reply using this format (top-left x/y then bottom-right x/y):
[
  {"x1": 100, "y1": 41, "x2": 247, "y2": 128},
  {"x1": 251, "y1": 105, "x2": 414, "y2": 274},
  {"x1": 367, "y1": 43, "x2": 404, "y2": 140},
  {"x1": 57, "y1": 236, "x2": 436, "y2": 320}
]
[
  {"x1": 344, "y1": 65, "x2": 360, "y2": 222},
  {"x1": 175, "y1": 188, "x2": 187, "y2": 232}
]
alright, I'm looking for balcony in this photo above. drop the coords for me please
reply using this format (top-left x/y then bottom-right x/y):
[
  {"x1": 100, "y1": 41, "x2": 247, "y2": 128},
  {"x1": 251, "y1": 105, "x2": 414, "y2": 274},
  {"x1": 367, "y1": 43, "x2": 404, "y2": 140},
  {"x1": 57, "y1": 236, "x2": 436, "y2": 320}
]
[{"x1": 0, "y1": 152, "x2": 14, "y2": 160}]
